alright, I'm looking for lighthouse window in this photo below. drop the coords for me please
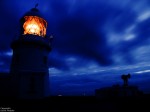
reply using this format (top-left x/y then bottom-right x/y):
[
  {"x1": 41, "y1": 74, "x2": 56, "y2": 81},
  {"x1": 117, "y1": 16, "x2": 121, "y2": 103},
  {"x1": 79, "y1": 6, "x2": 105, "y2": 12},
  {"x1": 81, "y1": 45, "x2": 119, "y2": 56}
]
[{"x1": 23, "y1": 16, "x2": 47, "y2": 37}]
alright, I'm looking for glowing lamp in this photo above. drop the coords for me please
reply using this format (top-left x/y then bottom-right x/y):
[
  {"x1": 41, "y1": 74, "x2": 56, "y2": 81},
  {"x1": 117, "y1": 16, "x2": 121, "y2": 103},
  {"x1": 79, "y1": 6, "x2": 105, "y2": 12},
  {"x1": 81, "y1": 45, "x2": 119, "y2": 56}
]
[{"x1": 23, "y1": 16, "x2": 47, "y2": 37}]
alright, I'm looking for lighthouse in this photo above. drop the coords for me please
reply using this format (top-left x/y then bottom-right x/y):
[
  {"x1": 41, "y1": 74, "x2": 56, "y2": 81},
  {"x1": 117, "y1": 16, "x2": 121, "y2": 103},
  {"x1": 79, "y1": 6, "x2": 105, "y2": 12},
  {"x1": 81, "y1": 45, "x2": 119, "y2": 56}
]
[{"x1": 10, "y1": 6, "x2": 51, "y2": 99}]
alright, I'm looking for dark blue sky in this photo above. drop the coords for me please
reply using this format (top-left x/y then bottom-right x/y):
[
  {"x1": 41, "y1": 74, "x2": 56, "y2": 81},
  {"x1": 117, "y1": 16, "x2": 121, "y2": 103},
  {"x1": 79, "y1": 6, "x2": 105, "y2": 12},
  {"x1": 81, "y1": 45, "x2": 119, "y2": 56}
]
[{"x1": 0, "y1": 0, "x2": 150, "y2": 96}]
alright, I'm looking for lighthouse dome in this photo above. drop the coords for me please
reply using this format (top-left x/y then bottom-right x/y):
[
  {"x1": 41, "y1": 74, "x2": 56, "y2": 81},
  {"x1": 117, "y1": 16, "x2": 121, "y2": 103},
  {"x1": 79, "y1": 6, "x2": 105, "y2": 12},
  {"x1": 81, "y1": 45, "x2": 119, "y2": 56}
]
[{"x1": 23, "y1": 7, "x2": 47, "y2": 21}]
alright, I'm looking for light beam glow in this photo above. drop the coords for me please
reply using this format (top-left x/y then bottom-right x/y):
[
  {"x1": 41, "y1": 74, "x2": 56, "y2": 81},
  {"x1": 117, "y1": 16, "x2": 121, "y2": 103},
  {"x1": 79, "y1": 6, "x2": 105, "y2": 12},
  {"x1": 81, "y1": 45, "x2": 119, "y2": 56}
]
[{"x1": 23, "y1": 16, "x2": 47, "y2": 37}]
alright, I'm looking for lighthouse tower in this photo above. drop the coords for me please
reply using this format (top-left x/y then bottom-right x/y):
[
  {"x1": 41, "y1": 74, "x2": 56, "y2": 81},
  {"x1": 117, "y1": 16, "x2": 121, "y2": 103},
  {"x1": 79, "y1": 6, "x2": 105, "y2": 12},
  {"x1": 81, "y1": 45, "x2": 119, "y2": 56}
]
[{"x1": 10, "y1": 6, "x2": 51, "y2": 99}]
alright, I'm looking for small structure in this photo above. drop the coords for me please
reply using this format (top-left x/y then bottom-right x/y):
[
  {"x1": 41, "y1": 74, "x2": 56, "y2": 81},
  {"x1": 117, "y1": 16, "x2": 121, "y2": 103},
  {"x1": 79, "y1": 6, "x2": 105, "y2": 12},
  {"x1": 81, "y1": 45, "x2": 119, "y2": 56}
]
[
  {"x1": 95, "y1": 74, "x2": 143, "y2": 99},
  {"x1": 121, "y1": 74, "x2": 131, "y2": 87}
]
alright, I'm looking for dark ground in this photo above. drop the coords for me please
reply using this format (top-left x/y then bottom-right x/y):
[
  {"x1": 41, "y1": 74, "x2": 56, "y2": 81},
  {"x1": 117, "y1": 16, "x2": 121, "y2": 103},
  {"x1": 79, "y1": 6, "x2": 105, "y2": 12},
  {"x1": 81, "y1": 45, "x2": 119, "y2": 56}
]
[{"x1": 1, "y1": 95, "x2": 150, "y2": 112}]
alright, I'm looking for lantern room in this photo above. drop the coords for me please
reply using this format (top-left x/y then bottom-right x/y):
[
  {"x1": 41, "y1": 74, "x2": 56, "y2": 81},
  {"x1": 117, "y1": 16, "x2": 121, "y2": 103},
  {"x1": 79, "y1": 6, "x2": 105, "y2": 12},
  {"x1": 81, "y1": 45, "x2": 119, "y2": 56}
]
[{"x1": 21, "y1": 7, "x2": 47, "y2": 37}]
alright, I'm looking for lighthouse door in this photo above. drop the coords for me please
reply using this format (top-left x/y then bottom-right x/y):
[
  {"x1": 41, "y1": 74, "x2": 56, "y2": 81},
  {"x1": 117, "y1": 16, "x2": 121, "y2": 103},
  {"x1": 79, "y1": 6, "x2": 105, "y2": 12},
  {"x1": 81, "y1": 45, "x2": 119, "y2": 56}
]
[{"x1": 19, "y1": 72, "x2": 44, "y2": 99}]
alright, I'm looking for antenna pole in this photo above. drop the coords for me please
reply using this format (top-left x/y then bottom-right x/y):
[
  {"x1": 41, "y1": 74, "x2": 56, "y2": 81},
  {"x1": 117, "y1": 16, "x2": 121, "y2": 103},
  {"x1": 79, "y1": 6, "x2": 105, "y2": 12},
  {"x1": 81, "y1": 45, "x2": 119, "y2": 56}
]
[{"x1": 35, "y1": 3, "x2": 38, "y2": 8}]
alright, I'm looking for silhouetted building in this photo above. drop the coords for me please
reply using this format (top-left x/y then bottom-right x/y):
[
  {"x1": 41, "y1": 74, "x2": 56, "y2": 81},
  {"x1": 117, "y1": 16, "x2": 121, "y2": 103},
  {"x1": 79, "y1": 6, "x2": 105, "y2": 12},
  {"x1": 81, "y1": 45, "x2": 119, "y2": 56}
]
[
  {"x1": 0, "y1": 6, "x2": 51, "y2": 99},
  {"x1": 95, "y1": 84, "x2": 143, "y2": 99},
  {"x1": 95, "y1": 74, "x2": 143, "y2": 99}
]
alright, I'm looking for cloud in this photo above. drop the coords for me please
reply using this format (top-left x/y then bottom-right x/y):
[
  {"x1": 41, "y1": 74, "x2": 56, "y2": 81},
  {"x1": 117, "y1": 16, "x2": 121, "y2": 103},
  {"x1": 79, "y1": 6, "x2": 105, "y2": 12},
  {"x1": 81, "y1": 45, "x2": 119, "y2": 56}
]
[
  {"x1": 0, "y1": 51, "x2": 12, "y2": 72},
  {"x1": 135, "y1": 70, "x2": 150, "y2": 74}
]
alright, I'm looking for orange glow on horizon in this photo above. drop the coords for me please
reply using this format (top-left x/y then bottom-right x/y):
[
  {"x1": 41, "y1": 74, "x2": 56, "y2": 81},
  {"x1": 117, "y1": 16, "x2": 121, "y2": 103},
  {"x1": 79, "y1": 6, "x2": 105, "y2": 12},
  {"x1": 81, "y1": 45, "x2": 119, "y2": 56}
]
[{"x1": 23, "y1": 16, "x2": 47, "y2": 37}]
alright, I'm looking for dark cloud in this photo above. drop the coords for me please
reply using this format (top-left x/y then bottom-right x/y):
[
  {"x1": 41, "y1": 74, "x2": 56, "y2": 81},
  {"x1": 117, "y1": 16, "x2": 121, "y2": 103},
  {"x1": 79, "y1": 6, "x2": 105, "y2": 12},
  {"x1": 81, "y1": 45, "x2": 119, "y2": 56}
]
[
  {"x1": 48, "y1": 53, "x2": 70, "y2": 71},
  {"x1": 47, "y1": 0, "x2": 142, "y2": 67},
  {"x1": 53, "y1": 17, "x2": 113, "y2": 65}
]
